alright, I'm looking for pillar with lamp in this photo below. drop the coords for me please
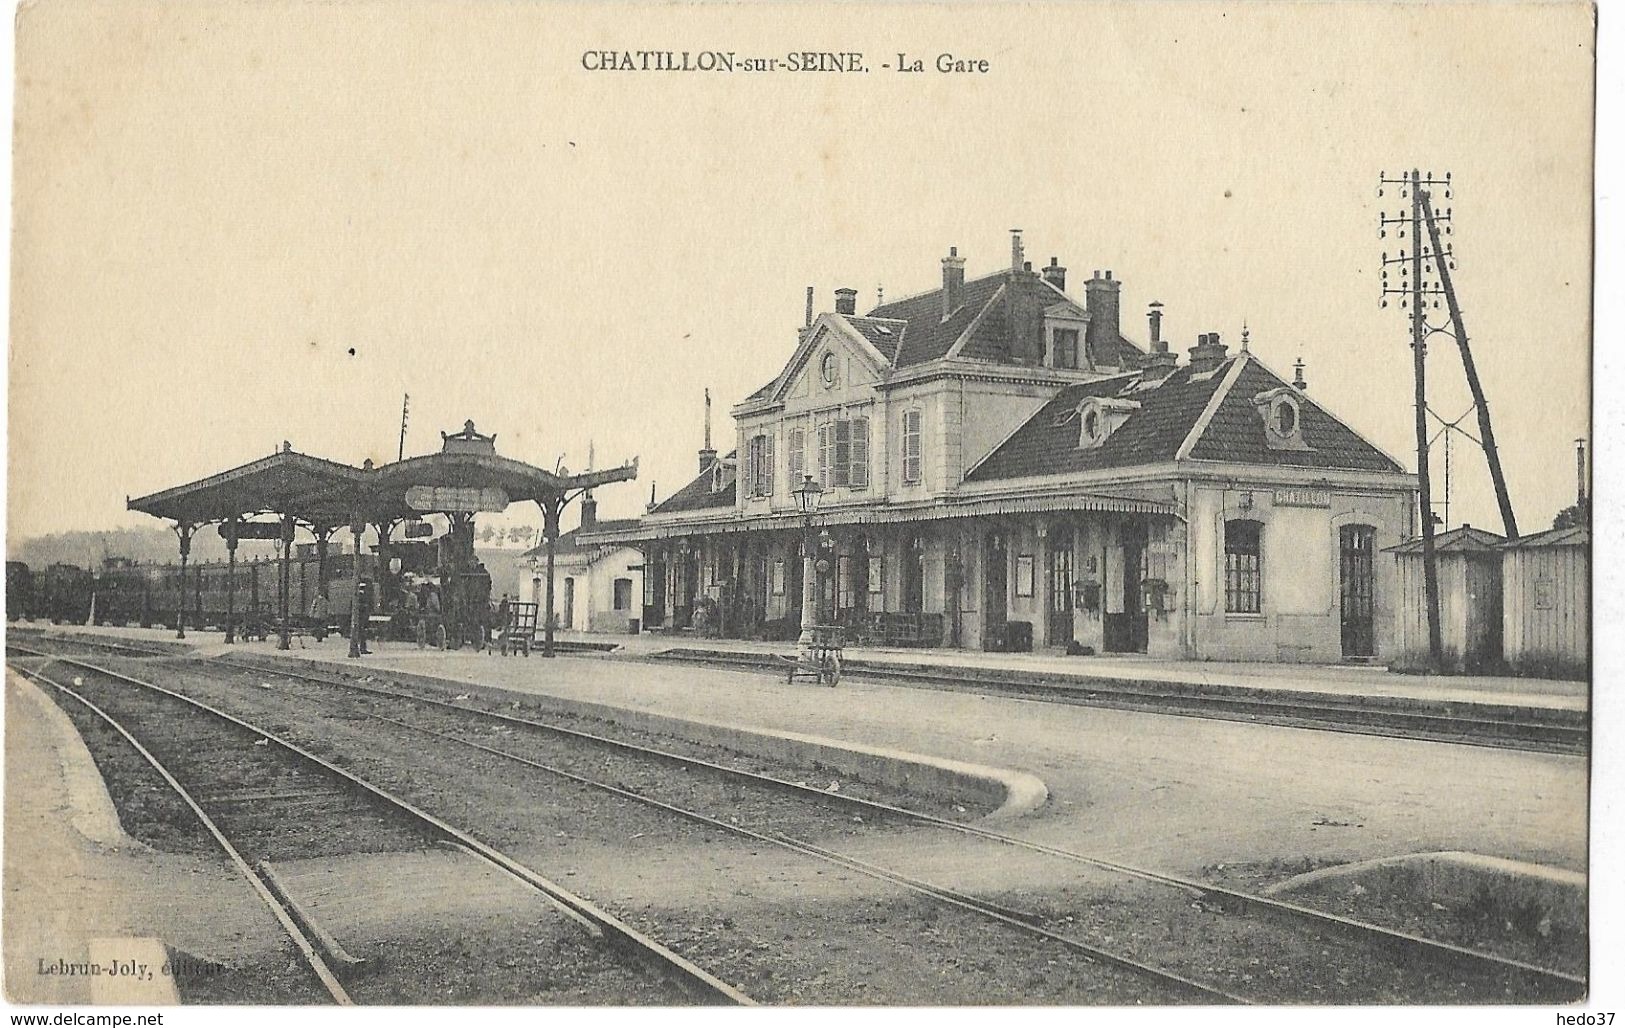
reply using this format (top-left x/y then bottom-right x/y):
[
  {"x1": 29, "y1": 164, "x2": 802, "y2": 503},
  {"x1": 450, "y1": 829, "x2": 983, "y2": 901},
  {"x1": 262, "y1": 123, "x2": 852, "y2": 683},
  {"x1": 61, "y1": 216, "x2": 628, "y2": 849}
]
[{"x1": 787, "y1": 474, "x2": 842, "y2": 686}]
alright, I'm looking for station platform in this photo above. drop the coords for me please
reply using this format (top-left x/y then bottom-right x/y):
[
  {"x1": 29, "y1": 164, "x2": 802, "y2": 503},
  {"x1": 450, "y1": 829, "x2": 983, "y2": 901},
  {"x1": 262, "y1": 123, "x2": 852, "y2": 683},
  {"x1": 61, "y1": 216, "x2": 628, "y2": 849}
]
[{"x1": 8, "y1": 623, "x2": 1589, "y2": 880}]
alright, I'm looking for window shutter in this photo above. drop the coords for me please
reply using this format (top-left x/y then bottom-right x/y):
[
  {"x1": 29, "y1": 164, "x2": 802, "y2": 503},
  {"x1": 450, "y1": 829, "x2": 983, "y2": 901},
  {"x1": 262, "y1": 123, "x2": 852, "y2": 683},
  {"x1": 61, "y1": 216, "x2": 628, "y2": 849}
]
[
  {"x1": 834, "y1": 420, "x2": 852, "y2": 487},
  {"x1": 903, "y1": 409, "x2": 922, "y2": 484},
  {"x1": 818, "y1": 424, "x2": 833, "y2": 488},
  {"x1": 764, "y1": 432, "x2": 775, "y2": 496},
  {"x1": 789, "y1": 428, "x2": 804, "y2": 485},
  {"x1": 850, "y1": 418, "x2": 869, "y2": 489}
]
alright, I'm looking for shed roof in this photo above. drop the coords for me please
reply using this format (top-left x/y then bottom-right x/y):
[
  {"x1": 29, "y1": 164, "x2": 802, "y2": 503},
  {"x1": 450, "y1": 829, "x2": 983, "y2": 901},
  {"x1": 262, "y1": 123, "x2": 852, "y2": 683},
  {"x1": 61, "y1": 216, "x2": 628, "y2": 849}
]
[
  {"x1": 1501, "y1": 524, "x2": 1590, "y2": 549},
  {"x1": 1385, "y1": 525, "x2": 1508, "y2": 554}
]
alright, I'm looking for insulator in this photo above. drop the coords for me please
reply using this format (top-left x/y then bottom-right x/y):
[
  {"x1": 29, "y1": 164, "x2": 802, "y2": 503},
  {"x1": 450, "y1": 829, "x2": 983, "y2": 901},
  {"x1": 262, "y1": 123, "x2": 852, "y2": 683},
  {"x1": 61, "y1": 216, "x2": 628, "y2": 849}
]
[
  {"x1": 1445, "y1": 190, "x2": 1452, "y2": 199},
  {"x1": 1445, "y1": 171, "x2": 1451, "y2": 180},
  {"x1": 1401, "y1": 298, "x2": 1408, "y2": 308},
  {"x1": 1449, "y1": 261, "x2": 1456, "y2": 270},
  {"x1": 1445, "y1": 226, "x2": 1452, "y2": 235},
  {"x1": 1433, "y1": 300, "x2": 1440, "y2": 309},
  {"x1": 1401, "y1": 189, "x2": 1408, "y2": 198},
  {"x1": 1378, "y1": 187, "x2": 1384, "y2": 197},
  {"x1": 1380, "y1": 229, "x2": 1386, "y2": 238}
]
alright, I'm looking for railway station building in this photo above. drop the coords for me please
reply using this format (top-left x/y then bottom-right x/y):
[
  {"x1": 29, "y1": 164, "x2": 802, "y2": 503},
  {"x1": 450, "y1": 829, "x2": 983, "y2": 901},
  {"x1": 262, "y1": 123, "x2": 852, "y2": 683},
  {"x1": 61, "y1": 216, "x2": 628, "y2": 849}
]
[{"x1": 588, "y1": 235, "x2": 1419, "y2": 663}]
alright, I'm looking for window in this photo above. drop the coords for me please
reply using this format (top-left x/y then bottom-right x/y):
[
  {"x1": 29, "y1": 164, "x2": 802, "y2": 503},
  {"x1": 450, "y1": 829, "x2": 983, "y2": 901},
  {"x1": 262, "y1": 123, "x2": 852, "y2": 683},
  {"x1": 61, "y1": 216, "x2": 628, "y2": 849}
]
[
  {"x1": 746, "y1": 433, "x2": 775, "y2": 497},
  {"x1": 902, "y1": 409, "x2": 923, "y2": 484},
  {"x1": 1224, "y1": 519, "x2": 1263, "y2": 614},
  {"x1": 613, "y1": 578, "x2": 633, "y2": 611},
  {"x1": 817, "y1": 416, "x2": 869, "y2": 488},
  {"x1": 1275, "y1": 402, "x2": 1297, "y2": 436},
  {"x1": 820, "y1": 351, "x2": 839, "y2": 387},
  {"x1": 838, "y1": 555, "x2": 855, "y2": 610},
  {"x1": 1053, "y1": 328, "x2": 1079, "y2": 370},
  {"x1": 788, "y1": 428, "x2": 805, "y2": 485}
]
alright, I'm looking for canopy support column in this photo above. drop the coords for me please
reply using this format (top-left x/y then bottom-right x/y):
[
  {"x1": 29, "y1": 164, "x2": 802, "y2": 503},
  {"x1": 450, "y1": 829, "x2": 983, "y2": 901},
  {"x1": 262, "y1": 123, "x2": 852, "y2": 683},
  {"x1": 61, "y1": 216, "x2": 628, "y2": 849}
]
[
  {"x1": 224, "y1": 516, "x2": 239, "y2": 644},
  {"x1": 172, "y1": 523, "x2": 195, "y2": 639},
  {"x1": 348, "y1": 516, "x2": 366, "y2": 659},
  {"x1": 277, "y1": 515, "x2": 294, "y2": 651},
  {"x1": 314, "y1": 525, "x2": 336, "y2": 599},
  {"x1": 538, "y1": 498, "x2": 564, "y2": 658}
]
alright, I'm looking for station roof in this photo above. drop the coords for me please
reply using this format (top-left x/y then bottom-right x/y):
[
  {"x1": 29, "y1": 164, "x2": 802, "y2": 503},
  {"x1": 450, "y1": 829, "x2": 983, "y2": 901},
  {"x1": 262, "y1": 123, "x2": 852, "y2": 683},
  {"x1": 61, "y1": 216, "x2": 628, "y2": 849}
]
[{"x1": 127, "y1": 423, "x2": 638, "y2": 528}]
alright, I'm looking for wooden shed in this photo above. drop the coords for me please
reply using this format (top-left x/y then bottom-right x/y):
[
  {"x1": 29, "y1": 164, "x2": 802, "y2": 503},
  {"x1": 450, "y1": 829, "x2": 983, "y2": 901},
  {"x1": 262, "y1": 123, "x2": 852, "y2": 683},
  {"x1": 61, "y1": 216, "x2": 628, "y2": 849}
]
[
  {"x1": 1501, "y1": 525, "x2": 1589, "y2": 679},
  {"x1": 1385, "y1": 525, "x2": 1506, "y2": 673}
]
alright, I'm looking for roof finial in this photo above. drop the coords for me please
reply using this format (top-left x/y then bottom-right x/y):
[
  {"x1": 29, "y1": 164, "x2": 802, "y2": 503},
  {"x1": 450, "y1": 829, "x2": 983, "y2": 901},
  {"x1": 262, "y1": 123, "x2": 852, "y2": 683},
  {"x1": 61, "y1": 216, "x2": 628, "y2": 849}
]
[
  {"x1": 877, "y1": 282, "x2": 884, "y2": 306},
  {"x1": 1241, "y1": 321, "x2": 1251, "y2": 353},
  {"x1": 1293, "y1": 353, "x2": 1308, "y2": 391}
]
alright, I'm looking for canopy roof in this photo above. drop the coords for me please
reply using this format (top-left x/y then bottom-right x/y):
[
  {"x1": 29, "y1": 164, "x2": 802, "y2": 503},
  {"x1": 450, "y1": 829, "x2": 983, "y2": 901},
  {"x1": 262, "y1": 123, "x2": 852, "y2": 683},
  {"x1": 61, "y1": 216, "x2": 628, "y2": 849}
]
[{"x1": 128, "y1": 424, "x2": 637, "y2": 527}]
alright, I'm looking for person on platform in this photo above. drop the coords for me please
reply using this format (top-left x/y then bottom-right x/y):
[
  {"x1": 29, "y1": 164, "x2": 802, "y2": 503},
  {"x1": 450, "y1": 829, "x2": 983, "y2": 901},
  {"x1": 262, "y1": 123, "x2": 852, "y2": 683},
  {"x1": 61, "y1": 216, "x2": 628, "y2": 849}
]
[{"x1": 309, "y1": 591, "x2": 330, "y2": 642}]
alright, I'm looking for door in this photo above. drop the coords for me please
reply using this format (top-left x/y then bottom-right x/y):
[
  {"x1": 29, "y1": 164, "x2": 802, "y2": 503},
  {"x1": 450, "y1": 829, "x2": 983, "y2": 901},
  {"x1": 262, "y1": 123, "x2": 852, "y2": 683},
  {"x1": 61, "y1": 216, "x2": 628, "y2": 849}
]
[
  {"x1": 1105, "y1": 523, "x2": 1150, "y2": 653},
  {"x1": 902, "y1": 535, "x2": 926, "y2": 614},
  {"x1": 983, "y1": 530, "x2": 1009, "y2": 650},
  {"x1": 1047, "y1": 528, "x2": 1075, "y2": 646},
  {"x1": 562, "y1": 577, "x2": 576, "y2": 630},
  {"x1": 1339, "y1": 524, "x2": 1376, "y2": 658}
]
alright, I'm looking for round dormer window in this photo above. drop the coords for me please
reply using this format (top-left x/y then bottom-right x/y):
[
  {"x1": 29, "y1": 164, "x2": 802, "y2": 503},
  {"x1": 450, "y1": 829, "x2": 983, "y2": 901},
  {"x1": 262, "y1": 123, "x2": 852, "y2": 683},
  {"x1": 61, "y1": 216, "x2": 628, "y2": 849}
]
[
  {"x1": 820, "y1": 352, "x2": 839, "y2": 387},
  {"x1": 1269, "y1": 396, "x2": 1300, "y2": 439}
]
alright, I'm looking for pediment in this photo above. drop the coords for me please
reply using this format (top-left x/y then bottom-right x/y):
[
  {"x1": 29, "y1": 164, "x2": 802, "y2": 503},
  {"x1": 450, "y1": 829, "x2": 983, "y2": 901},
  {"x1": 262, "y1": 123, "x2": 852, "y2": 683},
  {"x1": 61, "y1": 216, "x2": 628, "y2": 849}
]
[
  {"x1": 767, "y1": 315, "x2": 891, "y2": 405},
  {"x1": 1044, "y1": 300, "x2": 1089, "y2": 323}
]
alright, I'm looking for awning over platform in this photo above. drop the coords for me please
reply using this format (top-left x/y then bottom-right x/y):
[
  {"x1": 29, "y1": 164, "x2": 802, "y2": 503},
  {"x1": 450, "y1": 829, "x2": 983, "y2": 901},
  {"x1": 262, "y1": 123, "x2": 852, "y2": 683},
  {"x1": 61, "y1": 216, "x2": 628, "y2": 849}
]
[
  {"x1": 579, "y1": 491, "x2": 1180, "y2": 544},
  {"x1": 128, "y1": 428, "x2": 638, "y2": 528}
]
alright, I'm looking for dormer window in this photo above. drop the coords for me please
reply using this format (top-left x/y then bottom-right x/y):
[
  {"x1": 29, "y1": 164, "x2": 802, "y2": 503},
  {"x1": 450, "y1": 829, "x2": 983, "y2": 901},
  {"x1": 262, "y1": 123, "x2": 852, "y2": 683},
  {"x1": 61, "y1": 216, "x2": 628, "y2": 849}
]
[
  {"x1": 1252, "y1": 388, "x2": 1312, "y2": 451},
  {"x1": 1074, "y1": 397, "x2": 1141, "y2": 449},
  {"x1": 1043, "y1": 301, "x2": 1090, "y2": 371}
]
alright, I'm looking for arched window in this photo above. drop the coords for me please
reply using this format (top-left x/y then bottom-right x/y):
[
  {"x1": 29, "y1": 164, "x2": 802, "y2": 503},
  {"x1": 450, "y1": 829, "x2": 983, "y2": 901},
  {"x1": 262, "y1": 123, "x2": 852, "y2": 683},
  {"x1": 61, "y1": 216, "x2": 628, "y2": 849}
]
[{"x1": 1224, "y1": 519, "x2": 1263, "y2": 614}]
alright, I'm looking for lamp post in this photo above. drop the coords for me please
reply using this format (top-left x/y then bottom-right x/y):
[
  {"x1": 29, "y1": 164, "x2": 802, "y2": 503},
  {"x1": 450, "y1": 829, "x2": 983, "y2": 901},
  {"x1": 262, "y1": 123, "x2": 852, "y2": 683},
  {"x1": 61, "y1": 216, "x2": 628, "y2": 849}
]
[{"x1": 792, "y1": 474, "x2": 824, "y2": 661}]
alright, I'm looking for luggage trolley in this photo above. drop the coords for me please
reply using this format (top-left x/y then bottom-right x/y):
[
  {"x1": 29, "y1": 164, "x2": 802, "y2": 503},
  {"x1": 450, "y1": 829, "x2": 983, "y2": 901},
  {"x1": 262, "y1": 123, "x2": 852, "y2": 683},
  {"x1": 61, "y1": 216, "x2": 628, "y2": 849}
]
[{"x1": 784, "y1": 624, "x2": 843, "y2": 686}]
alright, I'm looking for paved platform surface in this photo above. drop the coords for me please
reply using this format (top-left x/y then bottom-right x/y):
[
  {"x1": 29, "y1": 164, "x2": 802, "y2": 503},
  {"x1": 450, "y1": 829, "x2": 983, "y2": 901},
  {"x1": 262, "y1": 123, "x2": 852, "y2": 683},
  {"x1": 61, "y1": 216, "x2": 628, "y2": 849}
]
[
  {"x1": 31, "y1": 625, "x2": 1585, "y2": 880},
  {"x1": 2, "y1": 670, "x2": 280, "y2": 1004}
]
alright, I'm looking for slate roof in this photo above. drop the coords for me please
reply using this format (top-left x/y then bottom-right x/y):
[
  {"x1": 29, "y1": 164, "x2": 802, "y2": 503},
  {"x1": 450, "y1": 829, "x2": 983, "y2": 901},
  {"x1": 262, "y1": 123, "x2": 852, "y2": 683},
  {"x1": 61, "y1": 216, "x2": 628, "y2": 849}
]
[
  {"x1": 865, "y1": 271, "x2": 1146, "y2": 369},
  {"x1": 1185, "y1": 359, "x2": 1403, "y2": 473},
  {"x1": 865, "y1": 272, "x2": 1011, "y2": 367},
  {"x1": 523, "y1": 518, "x2": 643, "y2": 558},
  {"x1": 967, "y1": 354, "x2": 1404, "y2": 483},
  {"x1": 965, "y1": 367, "x2": 1224, "y2": 480},
  {"x1": 649, "y1": 452, "x2": 738, "y2": 515},
  {"x1": 843, "y1": 316, "x2": 909, "y2": 362}
]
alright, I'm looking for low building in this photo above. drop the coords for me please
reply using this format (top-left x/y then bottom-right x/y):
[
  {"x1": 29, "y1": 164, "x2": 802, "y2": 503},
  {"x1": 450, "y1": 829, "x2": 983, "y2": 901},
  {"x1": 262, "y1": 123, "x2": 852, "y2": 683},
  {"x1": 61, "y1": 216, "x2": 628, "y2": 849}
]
[
  {"x1": 1501, "y1": 525, "x2": 1589, "y2": 679},
  {"x1": 519, "y1": 493, "x2": 642, "y2": 633},
  {"x1": 1385, "y1": 525, "x2": 1506, "y2": 673},
  {"x1": 589, "y1": 235, "x2": 1418, "y2": 662}
]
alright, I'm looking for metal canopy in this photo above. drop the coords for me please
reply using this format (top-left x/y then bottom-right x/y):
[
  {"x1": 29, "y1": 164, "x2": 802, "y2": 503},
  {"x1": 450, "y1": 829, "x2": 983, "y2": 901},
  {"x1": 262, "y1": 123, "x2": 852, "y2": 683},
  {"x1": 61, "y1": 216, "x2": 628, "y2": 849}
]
[
  {"x1": 126, "y1": 448, "x2": 366, "y2": 526},
  {"x1": 128, "y1": 443, "x2": 638, "y2": 526}
]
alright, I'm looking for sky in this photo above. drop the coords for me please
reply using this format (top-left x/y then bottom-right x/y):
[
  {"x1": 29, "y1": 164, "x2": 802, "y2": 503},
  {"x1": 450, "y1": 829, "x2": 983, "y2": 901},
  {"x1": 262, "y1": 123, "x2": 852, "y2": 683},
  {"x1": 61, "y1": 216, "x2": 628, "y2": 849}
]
[{"x1": 6, "y1": 0, "x2": 1595, "y2": 545}]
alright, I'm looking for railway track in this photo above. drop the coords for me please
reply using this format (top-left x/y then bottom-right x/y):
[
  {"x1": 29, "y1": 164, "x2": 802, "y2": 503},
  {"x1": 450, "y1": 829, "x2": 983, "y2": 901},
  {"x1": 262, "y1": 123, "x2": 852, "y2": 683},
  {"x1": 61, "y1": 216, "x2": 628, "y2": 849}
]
[
  {"x1": 10, "y1": 636, "x2": 1586, "y2": 1003},
  {"x1": 647, "y1": 647, "x2": 1588, "y2": 755},
  {"x1": 6, "y1": 647, "x2": 751, "y2": 1005}
]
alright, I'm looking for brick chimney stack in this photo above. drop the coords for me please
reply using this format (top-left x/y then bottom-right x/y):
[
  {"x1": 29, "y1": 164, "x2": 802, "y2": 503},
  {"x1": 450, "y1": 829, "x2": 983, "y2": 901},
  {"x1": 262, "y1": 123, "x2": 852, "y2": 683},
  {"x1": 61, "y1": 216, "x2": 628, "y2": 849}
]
[
  {"x1": 1010, "y1": 228, "x2": 1024, "y2": 270},
  {"x1": 834, "y1": 287, "x2": 858, "y2": 316},
  {"x1": 804, "y1": 286, "x2": 814, "y2": 328},
  {"x1": 1141, "y1": 301, "x2": 1178, "y2": 382},
  {"x1": 1187, "y1": 332, "x2": 1229, "y2": 374},
  {"x1": 1041, "y1": 257, "x2": 1067, "y2": 291},
  {"x1": 698, "y1": 388, "x2": 716, "y2": 472},
  {"x1": 1084, "y1": 270, "x2": 1122, "y2": 366},
  {"x1": 941, "y1": 246, "x2": 965, "y2": 318}
]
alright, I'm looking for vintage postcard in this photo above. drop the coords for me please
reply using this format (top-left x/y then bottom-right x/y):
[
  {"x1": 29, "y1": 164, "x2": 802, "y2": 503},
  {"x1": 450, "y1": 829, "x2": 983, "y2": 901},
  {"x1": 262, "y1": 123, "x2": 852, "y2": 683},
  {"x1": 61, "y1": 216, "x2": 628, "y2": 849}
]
[{"x1": 3, "y1": 0, "x2": 1602, "y2": 1018}]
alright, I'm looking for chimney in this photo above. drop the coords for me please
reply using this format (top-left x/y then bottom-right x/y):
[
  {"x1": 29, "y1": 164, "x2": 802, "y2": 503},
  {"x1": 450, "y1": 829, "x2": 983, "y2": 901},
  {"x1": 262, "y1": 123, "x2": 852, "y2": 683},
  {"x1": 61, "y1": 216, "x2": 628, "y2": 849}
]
[
  {"x1": 1010, "y1": 228, "x2": 1024, "y2": 270},
  {"x1": 1188, "y1": 331, "x2": 1229, "y2": 374},
  {"x1": 834, "y1": 287, "x2": 858, "y2": 316},
  {"x1": 1084, "y1": 270, "x2": 1122, "y2": 367},
  {"x1": 941, "y1": 246, "x2": 965, "y2": 318},
  {"x1": 579, "y1": 491, "x2": 598, "y2": 530},
  {"x1": 1140, "y1": 302, "x2": 1178, "y2": 382},
  {"x1": 646, "y1": 481, "x2": 658, "y2": 514},
  {"x1": 698, "y1": 389, "x2": 717, "y2": 472},
  {"x1": 804, "y1": 286, "x2": 814, "y2": 328},
  {"x1": 1293, "y1": 357, "x2": 1308, "y2": 391},
  {"x1": 1042, "y1": 257, "x2": 1067, "y2": 291},
  {"x1": 1577, "y1": 437, "x2": 1588, "y2": 506}
]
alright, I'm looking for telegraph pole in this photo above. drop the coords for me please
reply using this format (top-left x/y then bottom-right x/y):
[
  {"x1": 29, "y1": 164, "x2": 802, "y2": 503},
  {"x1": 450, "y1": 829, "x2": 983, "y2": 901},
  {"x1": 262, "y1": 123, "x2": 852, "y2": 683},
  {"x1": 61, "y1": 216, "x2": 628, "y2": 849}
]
[
  {"x1": 398, "y1": 394, "x2": 411, "y2": 462},
  {"x1": 1380, "y1": 168, "x2": 1521, "y2": 669}
]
